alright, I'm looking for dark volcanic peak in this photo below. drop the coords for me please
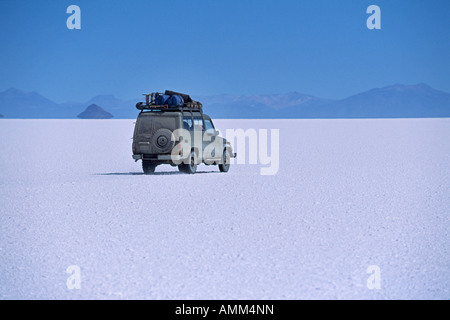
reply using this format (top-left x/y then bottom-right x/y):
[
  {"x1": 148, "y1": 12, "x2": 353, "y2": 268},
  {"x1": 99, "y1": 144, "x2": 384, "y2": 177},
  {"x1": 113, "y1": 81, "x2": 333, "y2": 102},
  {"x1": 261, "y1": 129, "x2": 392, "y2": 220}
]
[{"x1": 77, "y1": 104, "x2": 113, "y2": 119}]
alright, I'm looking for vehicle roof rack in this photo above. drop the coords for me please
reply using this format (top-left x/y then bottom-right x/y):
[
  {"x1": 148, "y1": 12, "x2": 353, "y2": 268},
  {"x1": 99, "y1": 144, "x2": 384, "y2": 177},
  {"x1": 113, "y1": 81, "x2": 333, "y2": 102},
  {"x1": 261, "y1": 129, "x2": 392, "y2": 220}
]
[
  {"x1": 136, "y1": 91, "x2": 203, "y2": 113},
  {"x1": 139, "y1": 106, "x2": 203, "y2": 114}
]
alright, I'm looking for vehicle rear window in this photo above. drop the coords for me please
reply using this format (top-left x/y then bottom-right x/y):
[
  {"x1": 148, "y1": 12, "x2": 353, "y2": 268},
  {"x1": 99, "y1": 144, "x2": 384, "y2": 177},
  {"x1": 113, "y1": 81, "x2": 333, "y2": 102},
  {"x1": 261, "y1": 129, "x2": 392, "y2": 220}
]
[
  {"x1": 137, "y1": 114, "x2": 178, "y2": 134},
  {"x1": 138, "y1": 117, "x2": 153, "y2": 134}
]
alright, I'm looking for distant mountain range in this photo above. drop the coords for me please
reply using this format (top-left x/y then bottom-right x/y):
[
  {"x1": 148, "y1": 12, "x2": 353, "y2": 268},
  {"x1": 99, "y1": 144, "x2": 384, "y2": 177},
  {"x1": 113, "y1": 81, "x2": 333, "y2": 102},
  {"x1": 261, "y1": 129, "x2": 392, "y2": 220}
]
[{"x1": 1, "y1": 84, "x2": 449, "y2": 119}]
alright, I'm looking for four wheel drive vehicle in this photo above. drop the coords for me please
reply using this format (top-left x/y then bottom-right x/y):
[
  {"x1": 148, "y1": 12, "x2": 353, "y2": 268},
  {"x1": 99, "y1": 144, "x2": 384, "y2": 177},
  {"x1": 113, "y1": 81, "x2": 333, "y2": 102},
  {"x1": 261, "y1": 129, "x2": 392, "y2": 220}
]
[{"x1": 132, "y1": 90, "x2": 236, "y2": 174}]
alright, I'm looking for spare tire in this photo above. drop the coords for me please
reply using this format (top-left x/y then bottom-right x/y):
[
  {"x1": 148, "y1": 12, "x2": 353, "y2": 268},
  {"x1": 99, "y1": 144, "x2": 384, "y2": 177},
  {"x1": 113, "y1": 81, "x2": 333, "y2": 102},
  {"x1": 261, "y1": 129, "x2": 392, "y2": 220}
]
[{"x1": 151, "y1": 128, "x2": 175, "y2": 153}]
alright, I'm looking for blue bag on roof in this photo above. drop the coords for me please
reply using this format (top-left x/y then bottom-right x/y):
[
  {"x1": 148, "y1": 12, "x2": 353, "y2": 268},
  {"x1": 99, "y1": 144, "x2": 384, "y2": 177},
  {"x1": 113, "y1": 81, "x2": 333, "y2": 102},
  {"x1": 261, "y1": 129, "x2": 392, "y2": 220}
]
[
  {"x1": 167, "y1": 94, "x2": 184, "y2": 106},
  {"x1": 155, "y1": 94, "x2": 170, "y2": 105}
]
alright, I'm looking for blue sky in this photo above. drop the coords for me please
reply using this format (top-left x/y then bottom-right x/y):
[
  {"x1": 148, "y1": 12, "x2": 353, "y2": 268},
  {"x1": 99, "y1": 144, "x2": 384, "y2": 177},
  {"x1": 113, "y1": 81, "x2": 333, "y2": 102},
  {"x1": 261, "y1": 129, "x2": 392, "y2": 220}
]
[{"x1": 0, "y1": 0, "x2": 449, "y2": 102}]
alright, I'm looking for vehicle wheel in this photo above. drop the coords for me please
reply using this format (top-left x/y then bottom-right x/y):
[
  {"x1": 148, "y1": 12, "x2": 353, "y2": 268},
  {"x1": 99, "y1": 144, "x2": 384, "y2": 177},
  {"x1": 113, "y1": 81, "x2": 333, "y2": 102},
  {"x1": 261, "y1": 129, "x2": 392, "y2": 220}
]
[
  {"x1": 219, "y1": 149, "x2": 231, "y2": 173},
  {"x1": 178, "y1": 150, "x2": 197, "y2": 174},
  {"x1": 142, "y1": 160, "x2": 156, "y2": 174}
]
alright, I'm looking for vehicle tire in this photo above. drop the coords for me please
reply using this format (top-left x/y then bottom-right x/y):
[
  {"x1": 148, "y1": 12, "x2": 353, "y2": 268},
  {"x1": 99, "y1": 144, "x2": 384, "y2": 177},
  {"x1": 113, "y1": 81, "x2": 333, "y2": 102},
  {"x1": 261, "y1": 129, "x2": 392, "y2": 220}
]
[
  {"x1": 151, "y1": 128, "x2": 175, "y2": 153},
  {"x1": 219, "y1": 149, "x2": 231, "y2": 173},
  {"x1": 178, "y1": 150, "x2": 197, "y2": 174},
  {"x1": 142, "y1": 160, "x2": 156, "y2": 174}
]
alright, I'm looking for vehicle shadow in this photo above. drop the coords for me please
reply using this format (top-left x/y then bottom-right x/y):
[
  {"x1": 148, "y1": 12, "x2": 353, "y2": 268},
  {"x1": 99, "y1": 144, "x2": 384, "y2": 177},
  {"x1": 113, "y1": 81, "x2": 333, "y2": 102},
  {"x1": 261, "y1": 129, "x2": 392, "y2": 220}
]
[{"x1": 94, "y1": 171, "x2": 220, "y2": 176}]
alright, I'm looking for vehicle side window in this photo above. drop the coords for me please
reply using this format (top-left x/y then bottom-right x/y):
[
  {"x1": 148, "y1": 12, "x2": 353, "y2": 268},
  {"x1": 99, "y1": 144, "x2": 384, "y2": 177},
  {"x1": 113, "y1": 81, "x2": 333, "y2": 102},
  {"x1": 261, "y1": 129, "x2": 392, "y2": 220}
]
[
  {"x1": 183, "y1": 117, "x2": 193, "y2": 131},
  {"x1": 204, "y1": 119, "x2": 214, "y2": 131},
  {"x1": 193, "y1": 116, "x2": 203, "y2": 131}
]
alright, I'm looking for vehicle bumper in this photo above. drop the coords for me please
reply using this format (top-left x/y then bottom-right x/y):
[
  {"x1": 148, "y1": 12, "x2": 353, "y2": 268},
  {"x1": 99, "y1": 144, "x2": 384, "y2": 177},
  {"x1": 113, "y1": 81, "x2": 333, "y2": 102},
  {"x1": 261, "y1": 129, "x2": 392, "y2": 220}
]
[
  {"x1": 133, "y1": 153, "x2": 236, "y2": 161},
  {"x1": 132, "y1": 154, "x2": 182, "y2": 161}
]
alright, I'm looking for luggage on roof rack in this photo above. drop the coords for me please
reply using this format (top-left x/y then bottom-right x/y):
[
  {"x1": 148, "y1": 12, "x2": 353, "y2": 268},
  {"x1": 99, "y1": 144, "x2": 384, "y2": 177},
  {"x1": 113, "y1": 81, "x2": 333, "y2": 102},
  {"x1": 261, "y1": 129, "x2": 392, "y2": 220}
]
[
  {"x1": 136, "y1": 91, "x2": 203, "y2": 111},
  {"x1": 164, "y1": 90, "x2": 192, "y2": 103}
]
